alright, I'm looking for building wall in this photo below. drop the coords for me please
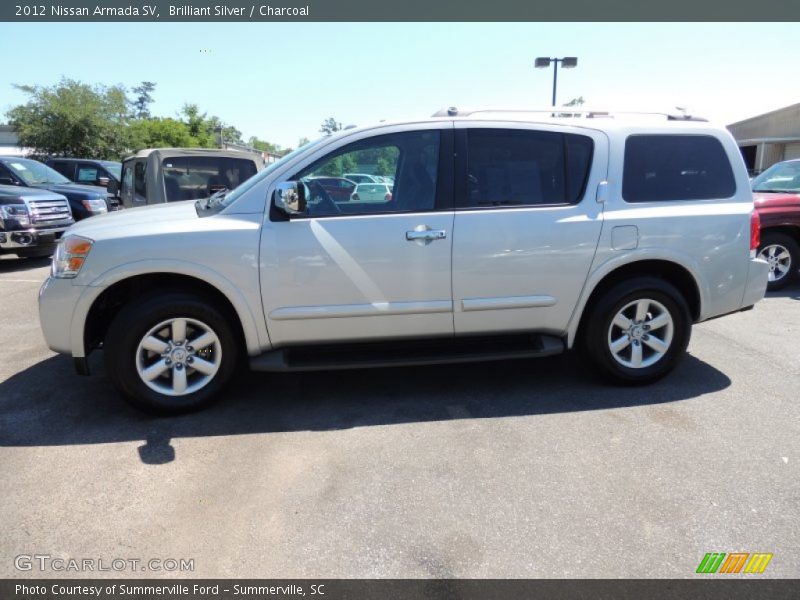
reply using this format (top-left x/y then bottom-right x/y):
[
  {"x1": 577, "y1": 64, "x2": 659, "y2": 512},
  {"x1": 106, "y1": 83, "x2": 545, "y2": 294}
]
[{"x1": 728, "y1": 104, "x2": 800, "y2": 173}]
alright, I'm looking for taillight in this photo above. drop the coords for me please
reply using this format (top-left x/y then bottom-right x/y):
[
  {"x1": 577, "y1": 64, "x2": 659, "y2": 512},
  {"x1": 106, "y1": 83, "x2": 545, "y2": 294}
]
[{"x1": 750, "y1": 210, "x2": 760, "y2": 252}]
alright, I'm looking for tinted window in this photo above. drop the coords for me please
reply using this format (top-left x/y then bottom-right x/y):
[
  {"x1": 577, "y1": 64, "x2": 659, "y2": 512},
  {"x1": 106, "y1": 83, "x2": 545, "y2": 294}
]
[
  {"x1": 50, "y1": 161, "x2": 74, "y2": 179},
  {"x1": 463, "y1": 129, "x2": 593, "y2": 208},
  {"x1": 293, "y1": 131, "x2": 439, "y2": 217},
  {"x1": 162, "y1": 156, "x2": 258, "y2": 202},
  {"x1": 623, "y1": 135, "x2": 736, "y2": 202},
  {"x1": 134, "y1": 162, "x2": 147, "y2": 197}
]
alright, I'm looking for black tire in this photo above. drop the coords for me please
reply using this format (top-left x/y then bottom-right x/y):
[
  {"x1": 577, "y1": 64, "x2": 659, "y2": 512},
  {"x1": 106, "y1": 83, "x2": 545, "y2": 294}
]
[
  {"x1": 581, "y1": 277, "x2": 691, "y2": 385},
  {"x1": 104, "y1": 291, "x2": 239, "y2": 414},
  {"x1": 758, "y1": 232, "x2": 800, "y2": 291}
]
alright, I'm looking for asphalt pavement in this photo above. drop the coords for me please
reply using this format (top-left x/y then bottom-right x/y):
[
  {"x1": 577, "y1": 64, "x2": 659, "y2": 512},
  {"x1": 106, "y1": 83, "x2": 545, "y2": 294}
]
[{"x1": 1, "y1": 255, "x2": 798, "y2": 578}]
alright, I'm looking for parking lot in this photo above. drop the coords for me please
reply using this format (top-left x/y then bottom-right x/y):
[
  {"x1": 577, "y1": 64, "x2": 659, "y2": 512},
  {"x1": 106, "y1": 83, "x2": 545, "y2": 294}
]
[{"x1": 0, "y1": 254, "x2": 798, "y2": 578}]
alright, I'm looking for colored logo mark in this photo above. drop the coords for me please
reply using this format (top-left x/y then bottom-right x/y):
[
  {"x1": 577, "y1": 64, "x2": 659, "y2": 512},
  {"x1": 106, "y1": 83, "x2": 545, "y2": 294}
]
[{"x1": 696, "y1": 552, "x2": 773, "y2": 574}]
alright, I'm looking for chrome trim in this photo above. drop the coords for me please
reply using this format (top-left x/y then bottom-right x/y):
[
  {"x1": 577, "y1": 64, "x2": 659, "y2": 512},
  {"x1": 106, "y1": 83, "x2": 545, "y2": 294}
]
[
  {"x1": 269, "y1": 300, "x2": 453, "y2": 321},
  {"x1": 461, "y1": 295, "x2": 557, "y2": 312}
]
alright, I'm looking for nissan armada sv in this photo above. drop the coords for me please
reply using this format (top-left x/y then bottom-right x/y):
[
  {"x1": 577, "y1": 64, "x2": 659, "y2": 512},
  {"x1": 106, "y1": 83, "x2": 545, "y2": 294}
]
[{"x1": 39, "y1": 109, "x2": 769, "y2": 413}]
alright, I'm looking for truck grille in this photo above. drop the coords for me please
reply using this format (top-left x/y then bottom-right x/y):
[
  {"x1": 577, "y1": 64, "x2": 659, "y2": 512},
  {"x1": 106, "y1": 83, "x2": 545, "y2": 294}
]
[{"x1": 28, "y1": 198, "x2": 72, "y2": 224}]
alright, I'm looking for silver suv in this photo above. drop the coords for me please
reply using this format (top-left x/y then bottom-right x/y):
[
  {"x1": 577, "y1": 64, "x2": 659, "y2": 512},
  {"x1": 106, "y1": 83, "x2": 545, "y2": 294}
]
[{"x1": 38, "y1": 108, "x2": 769, "y2": 413}]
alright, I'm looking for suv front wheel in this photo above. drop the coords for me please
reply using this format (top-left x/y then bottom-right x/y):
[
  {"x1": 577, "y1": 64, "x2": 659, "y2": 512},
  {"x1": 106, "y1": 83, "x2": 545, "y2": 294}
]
[
  {"x1": 582, "y1": 278, "x2": 691, "y2": 384},
  {"x1": 105, "y1": 291, "x2": 239, "y2": 414}
]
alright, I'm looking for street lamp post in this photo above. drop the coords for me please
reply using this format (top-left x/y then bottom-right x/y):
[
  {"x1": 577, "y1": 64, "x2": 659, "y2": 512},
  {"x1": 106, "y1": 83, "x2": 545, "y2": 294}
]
[{"x1": 535, "y1": 56, "x2": 578, "y2": 106}]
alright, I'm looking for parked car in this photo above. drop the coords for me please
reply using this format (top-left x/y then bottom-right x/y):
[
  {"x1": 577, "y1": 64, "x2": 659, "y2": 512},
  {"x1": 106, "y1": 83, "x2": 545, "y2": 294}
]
[
  {"x1": 343, "y1": 172, "x2": 380, "y2": 184},
  {"x1": 350, "y1": 182, "x2": 393, "y2": 203},
  {"x1": 0, "y1": 157, "x2": 109, "y2": 220},
  {"x1": 303, "y1": 176, "x2": 355, "y2": 202},
  {"x1": 111, "y1": 148, "x2": 262, "y2": 208},
  {"x1": 46, "y1": 158, "x2": 122, "y2": 209},
  {"x1": 0, "y1": 185, "x2": 73, "y2": 258},
  {"x1": 39, "y1": 108, "x2": 768, "y2": 414},
  {"x1": 752, "y1": 158, "x2": 800, "y2": 290}
]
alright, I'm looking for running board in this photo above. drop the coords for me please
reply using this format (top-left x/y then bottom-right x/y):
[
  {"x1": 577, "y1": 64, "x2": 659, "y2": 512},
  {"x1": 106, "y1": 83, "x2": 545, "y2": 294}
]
[{"x1": 249, "y1": 334, "x2": 565, "y2": 373}]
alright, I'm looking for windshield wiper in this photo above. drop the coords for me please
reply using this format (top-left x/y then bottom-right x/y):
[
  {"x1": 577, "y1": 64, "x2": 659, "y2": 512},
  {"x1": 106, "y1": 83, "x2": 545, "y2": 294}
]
[{"x1": 755, "y1": 189, "x2": 798, "y2": 193}]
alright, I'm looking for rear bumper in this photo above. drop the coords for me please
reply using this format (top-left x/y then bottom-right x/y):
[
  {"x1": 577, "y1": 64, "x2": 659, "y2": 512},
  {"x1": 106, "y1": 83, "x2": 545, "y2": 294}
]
[{"x1": 742, "y1": 256, "x2": 770, "y2": 307}]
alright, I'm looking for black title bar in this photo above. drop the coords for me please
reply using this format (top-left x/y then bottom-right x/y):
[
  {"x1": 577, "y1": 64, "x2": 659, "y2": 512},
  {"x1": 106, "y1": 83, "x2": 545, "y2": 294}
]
[
  {"x1": 3, "y1": 579, "x2": 800, "y2": 600},
  {"x1": 3, "y1": 0, "x2": 800, "y2": 21}
]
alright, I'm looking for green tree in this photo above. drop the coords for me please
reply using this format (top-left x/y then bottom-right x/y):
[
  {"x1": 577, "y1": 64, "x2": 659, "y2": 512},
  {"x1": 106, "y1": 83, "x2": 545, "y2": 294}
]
[
  {"x1": 297, "y1": 136, "x2": 310, "y2": 148},
  {"x1": 130, "y1": 81, "x2": 156, "y2": 119},
  {"x1": 8, "y1": 78, "x2": 130, "y2": 159},
  {"x1": 319, "y1": 117, "x2": 342, "y2": 135},
  {"x1": 564, "y1": 96, "x2": 585, "y2": 107},
  {"x1": 181, "y1": 104, "x2": 241, "y2": 147},
  {"x1": 128, "y1": 117, "x2": 197, "y2": 150}
]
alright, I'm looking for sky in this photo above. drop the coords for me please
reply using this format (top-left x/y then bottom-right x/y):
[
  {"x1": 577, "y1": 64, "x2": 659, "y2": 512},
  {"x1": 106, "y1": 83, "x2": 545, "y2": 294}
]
[{"x1": 1, "y1": 22, "x2": 799, "y2": 149}]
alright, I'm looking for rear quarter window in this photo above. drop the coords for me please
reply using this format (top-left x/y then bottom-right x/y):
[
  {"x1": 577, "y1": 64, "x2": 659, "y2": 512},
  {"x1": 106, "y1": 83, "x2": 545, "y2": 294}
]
[{"x1": 622, "y1": 134, "x2": 736, "y2": 202}]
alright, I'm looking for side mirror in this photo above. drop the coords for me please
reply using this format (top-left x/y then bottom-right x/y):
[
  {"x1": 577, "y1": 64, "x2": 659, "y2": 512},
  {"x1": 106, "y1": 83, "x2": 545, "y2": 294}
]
[
  {"x1": 273, "y1": 181, "x2": 306, "y2": 215},
  {"x1": 107, "y1": 179, "x2": 120, "y2": 198},
  {"x1": 97, "y1": 176, "x2": 110, "y2": 187}
]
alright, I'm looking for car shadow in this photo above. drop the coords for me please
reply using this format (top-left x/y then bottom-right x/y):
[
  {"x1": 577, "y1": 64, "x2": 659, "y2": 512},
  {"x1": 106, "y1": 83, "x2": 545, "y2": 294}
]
[
  {"x1": 0, "y1": 256, "x2": 50, "y2": 273},
  {"x1": 765, "y1": 282, "x2": 800, "y2": 300},
  {"x1": 0, "y1": 351, "x2": 731, "y2": 464}
]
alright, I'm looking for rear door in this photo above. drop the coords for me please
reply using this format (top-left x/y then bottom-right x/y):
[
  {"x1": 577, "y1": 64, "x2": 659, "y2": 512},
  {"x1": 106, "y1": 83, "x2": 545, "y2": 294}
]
[{"x1": 451, "y1": 121, "x2": 608, "y2": 336}]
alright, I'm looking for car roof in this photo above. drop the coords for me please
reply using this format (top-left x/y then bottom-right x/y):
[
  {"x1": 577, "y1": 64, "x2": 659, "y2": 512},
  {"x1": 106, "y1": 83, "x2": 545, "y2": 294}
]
[
  {"x1": 46, "y1": 158, "x2": 121, "y2": 165},
  {"x1": 123, "y1": 148, "x2": 259, "y2": 161},
  {"x1": 320, "y1": 107, "x2": 720, "y2": 142}
]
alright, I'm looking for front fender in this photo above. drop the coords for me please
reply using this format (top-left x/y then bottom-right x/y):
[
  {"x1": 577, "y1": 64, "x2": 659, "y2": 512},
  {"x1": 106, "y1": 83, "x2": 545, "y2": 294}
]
[{"x1": 69, "y1": 259, "x2": 270, "y2": 358}]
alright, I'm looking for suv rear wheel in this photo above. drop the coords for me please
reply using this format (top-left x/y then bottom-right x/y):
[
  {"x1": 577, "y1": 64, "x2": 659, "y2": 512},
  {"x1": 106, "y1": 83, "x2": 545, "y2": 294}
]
[
  {"x1": 757, "y1": 232, "x2": 799, "y2": 291},
  {"x1": 582, "y1": 277, "x2": 691, "y2": 384},
  {"x1": 105, "y1": 291, "x2": 238, "y2": 414}
]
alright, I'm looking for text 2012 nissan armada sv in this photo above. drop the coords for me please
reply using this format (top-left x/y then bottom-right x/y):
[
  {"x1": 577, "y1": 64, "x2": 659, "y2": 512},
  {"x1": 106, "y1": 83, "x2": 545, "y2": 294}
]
[{"x1": 39, "y1": 108, "x2": 769, "y2": 413}]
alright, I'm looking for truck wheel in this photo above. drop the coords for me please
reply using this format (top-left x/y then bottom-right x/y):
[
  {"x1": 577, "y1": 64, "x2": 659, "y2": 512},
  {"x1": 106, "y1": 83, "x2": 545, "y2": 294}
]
[
  {"x1": 105, "y1": 291, "x2": 239, "y2": 414},
  {"x1": 581, "y1": 277, "x2": 691, "y2": 385},
  {"x1": 758, "y1": 232, "x2": 799, "y2": 291}
]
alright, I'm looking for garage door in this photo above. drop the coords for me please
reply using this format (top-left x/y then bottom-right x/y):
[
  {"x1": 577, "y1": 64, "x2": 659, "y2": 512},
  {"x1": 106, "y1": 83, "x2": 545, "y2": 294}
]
[{"x1": 785, "y1": 142, "x2": 800, "y2": 160}]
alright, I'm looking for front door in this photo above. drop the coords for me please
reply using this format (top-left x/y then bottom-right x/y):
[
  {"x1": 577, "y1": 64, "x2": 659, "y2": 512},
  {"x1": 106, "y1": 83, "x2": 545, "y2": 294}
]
[{"x1": 260, "y1": 126, "x2": 455, "y2": 347}]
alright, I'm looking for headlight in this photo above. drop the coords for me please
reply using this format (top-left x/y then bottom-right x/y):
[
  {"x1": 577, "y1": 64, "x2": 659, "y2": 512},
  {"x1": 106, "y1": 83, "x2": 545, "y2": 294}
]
[
  {"x1": 0, "y1": 204, "x2": 31, "y2": 227},
  {"x1": 81, "y1": 198, "x2": 107, "y2": 213},
  {"x1": 52, "y1": 236, "x2": 93, "y2": 279}
]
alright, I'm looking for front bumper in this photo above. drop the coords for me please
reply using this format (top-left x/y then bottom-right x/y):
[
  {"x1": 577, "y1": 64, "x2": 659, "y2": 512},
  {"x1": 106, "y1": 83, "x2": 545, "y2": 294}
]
[
  {"x1": 0, "y1": 225, "x2": 70, "y2": 251},
  {"x1": 38, "y1": 276, "x2": 81, "y2": 355}
]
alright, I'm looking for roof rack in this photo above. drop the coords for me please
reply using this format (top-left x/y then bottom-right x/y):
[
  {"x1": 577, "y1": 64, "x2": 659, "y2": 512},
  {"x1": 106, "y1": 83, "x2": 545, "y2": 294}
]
[{"x1": 431, "y1": 107, "x2": 708, "y2": 122}]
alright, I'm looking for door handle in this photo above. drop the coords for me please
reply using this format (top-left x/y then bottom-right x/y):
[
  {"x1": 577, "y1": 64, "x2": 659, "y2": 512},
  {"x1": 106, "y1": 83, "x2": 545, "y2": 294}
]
[{"x1": 406, "y1": 229, "x2": 447, "y2": 241}]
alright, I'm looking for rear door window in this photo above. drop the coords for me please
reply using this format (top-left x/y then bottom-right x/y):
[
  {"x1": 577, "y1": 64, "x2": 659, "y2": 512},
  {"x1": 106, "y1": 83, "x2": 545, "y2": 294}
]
[
  {"x1": 459, "y1": 129, "x2": 594, "y2": 208},
  {"x1": 623, "y1": 135, "x2": 736, "y2": 202},
  {"x1": 50, "y1": 161, "x2": 75, "y2": 179}
]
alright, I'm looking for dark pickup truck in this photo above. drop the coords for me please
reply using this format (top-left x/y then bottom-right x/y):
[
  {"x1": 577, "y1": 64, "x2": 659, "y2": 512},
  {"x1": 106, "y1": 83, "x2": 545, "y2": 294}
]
[
  {"x1": 0, "y1": 184, "x2": 74, "y2": 258},
  {"x1": 753, "y1": 158, "x2": 800, "y2": 290},
  {"x1": 0, "y1": 156, "x2": 109, "y2": 221}
]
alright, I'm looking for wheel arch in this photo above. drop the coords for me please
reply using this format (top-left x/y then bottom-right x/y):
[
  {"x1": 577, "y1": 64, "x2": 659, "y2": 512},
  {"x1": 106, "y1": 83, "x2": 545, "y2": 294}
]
[
  {"x1": 568, "y1": 258, "x2": 702, "y2": 348},
  {"x1": 73, "y1": 263, "x2": 269, "y2": 359}
]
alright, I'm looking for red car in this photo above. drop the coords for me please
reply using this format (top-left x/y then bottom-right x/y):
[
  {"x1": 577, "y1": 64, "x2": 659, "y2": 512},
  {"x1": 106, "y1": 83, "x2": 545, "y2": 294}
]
[{"x1": 752, "y1": 158, "x2": 800, "y2": 290}]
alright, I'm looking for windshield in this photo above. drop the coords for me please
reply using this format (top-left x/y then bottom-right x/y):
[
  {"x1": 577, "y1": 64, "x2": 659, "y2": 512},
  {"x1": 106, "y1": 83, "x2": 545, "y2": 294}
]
[
  {"x1": 207, "y1": 137, "x2": 328, "y2": 211},
  {"x1": 102, "y1": 162, "x2": 122, "y2": 179},
  {"x1": 3, "y1": 158, "x2": 71, "y2": 185},
  {"x1": 752, "y1": 161, "x2": 800, "y2": 193}
]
